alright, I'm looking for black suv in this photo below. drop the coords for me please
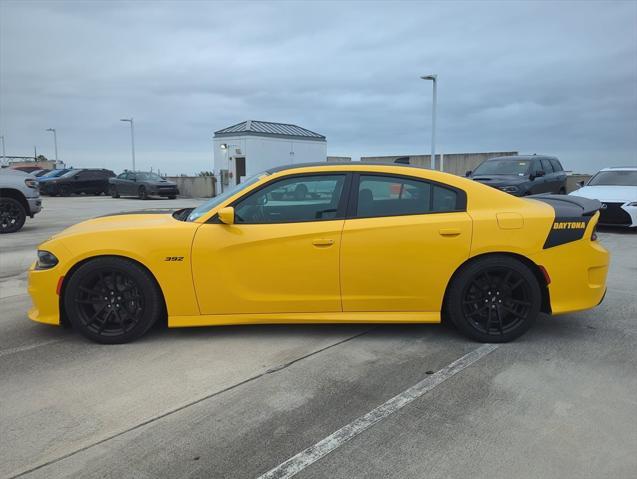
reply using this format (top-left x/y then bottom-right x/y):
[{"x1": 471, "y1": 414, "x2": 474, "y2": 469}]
[
  {"x1": 40, "y1": 168, "x2": 115, "y2": 196},
  {"x1": 467, "y1": 155, "x2": 567, "y2": 196}
]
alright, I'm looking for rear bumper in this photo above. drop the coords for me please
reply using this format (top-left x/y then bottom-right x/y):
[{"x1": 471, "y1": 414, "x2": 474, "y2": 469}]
[{"x1": 532, "y1": 238, "x2": 609, "y2": 315}]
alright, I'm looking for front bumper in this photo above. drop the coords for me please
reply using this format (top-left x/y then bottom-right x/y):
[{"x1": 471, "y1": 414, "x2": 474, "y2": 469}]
[
  {"x1": 151, "y1": 186, "x2": 179, "y2": 196},
  {"x1": 27, "y1": 197, "x2": 42, "y2": 216},
  {"x1": 28, "y1": 263, "x2": 62, "y2": 325},
  {"x1": 598, "y1": 202, "x2": 637, "y2": 227}
]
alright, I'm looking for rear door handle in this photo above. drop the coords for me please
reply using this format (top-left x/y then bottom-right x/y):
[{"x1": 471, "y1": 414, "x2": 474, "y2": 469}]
[
  {"x1": 439, "y1": 228, "x2": 461, "y2": 237},
  {"x1": 312, "y1": 239, "x2": 335, "y2": 247}
]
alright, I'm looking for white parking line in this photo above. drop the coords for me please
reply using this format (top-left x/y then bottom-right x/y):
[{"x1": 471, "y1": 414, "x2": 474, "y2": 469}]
[
  {"x1": 256, "y1": 343, "x2": 498, "y2": 479},
  {"x1": 0, "y1": 339, "x2": 61, "y2": 358}
]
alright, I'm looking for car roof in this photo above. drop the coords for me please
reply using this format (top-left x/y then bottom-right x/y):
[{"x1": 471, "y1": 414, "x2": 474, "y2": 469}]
[
  {"x1": 486, "y1": 155, "x2": 558, "y2": 161},
  {"x1": 266, "y1": 161, "x2": 426, "y2": 174},
  {"x1": 599, "y1": 167, "x2": 637, "y2": 171}
]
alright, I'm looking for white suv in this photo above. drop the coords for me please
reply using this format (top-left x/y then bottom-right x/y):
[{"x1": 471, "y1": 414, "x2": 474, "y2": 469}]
[{"x1": 0, "y1": 168, "x2": 43, "y2": 233}]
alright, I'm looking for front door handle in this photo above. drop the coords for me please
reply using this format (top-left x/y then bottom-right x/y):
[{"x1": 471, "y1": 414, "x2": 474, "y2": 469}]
[
  {"x1": 439, "y1": 228, "x2": 461, "y2": 237},
  {"x1": 312, "y1": 239, "x2": 335, "y2": 247}
]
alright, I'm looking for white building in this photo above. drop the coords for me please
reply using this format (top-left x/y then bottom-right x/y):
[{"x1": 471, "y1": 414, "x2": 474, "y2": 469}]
[{"x1": 213, "y1": 120, "x2": 327, "y2": 191}]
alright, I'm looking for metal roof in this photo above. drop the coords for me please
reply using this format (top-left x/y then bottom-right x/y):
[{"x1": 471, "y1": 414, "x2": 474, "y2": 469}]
[{"x1": 214, "y1": 120, "x2": 326, "y2": 141}]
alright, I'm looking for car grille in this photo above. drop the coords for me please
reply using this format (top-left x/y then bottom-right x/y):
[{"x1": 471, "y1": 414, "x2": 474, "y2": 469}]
[{"x1": 599, "y1": 202, "x2": 631, "y2": 225}]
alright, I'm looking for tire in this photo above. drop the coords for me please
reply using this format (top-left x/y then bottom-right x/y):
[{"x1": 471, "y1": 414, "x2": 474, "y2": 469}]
[
  {"x1": 64, "y1": 257, "x2": 162, "y2": 344},
  {"x1": 110, "y1": 186, "x2": 120, "y2": 198},
  {"x1": 558, "y1": 187, "x2": 566, "y2": 195},
  {"x1": 446, "y1": 256, "x2": 541, "y2": 342},
  {"x1": 168, "y1": 195, "x2": 176, "y2": 200},
  {"x1": 0, "y1": 197, "x2": 27, "y2": 234},
  {"x1": 138, "y1": 185, "x2": 148, "y2": 200},
  {"x1": 59, "y1": 186, "x2": 70, "y2": 197}
]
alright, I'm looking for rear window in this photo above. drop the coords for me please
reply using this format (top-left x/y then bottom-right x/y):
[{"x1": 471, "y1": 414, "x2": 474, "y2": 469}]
[
  {"x1": 549, "y1": 159, "x2": 563, "y2": 172},
  {"x1": 356, "y1": 175, "x2": 460, "y2": 218}
]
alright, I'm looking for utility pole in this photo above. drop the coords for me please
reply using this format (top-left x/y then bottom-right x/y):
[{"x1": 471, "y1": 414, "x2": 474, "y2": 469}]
[{"x1": 420, "y1": 74, "x2": 438, "y2": 169}]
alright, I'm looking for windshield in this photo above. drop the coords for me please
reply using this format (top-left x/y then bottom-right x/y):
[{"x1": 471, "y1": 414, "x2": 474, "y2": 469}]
[
  {"x1": 473, "y1": 159, "x2": 531, "y2": 176},
  {"x1": 587, "y1": 171, "x2": 637, "y2": 186},
  {"x1": 136, "y1": 172, "x2": 163, "y2": 180},
  {"x1": 59, "y1": 169, "x2": 79, "y2": 178},
  {"x1": 41, "y1": 169, "x2": 68, "y2": 178},
  {"x1": 186, "y1": 173, "x2": 268, "y2": 222}
]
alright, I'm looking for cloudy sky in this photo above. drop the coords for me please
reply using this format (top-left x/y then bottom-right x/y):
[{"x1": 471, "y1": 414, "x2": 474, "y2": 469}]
[{"x1": 1, "y1": 0, "x2": 636, "y2": 174}]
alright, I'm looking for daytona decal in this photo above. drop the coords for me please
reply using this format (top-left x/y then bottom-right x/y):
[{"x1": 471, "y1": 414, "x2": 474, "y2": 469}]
[{"x1": 543, "y1": 216, "x2": 591, "y2": 249}]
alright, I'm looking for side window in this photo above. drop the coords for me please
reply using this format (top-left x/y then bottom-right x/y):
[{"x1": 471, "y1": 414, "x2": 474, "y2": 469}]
[
  {"x1": 234, "y1": 175, "x2": 346, "y2": 224},
  {"x1": 356, "y1": 175, "x2": 459, "y2": 218},
  {"x1": 117, "y1": 172, "x2": 128, "y2": 180},
  {"x1": 541, "y1": 159, "x2": 554, "y2": 173},
  {"x1": 549, "y1": 159, "x2": 563, "y2": 172}
]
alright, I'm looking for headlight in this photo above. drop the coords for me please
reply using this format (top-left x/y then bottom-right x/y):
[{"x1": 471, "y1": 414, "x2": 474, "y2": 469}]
[
  {"x1": 25, "y1": 178, "x2": 38, "y2": 189},
  {"x1": 500, "y1": 186, "x2": 519, "y2": 193},
  {"x1": 35, "y1": 250, "x2": 59, "y2": 270}
]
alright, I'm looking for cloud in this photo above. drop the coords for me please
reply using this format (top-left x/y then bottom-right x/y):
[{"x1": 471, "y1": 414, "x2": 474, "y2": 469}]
[{"x1": 1, "y1": 0, "x2": 635, "y2": 174}]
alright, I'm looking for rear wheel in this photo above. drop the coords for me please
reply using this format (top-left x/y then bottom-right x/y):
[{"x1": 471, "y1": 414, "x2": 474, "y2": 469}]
[
  {"x1": 168, "y1": 195, "x2": 176, "y2": 200},
  {"x1": 446, "y1": 256, "x2": 541, "y2": 342},
  {"x1": 64, "y1": 257, "x2": 162, "y2": 344},
  {"x1": 59, "y1": 186, "x2": 70, "y2": 197},
  {"x1": 558, "y1": 187, "x2": 566, "y2": 194},
  {"x1": 138, "y1": 185, "x2": 148, "y2": 200},
  {"x1": 110, "y1": 186, "x2": 120, "y2": 198},
  {"x1": 0, "y1": 197, "x2": 27, "y2": 234}
]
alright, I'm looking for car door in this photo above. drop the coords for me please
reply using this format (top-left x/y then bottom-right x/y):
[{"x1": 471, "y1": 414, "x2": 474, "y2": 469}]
[
  {"x1": 528, "y1": 160, "x2": 547, "y2": 194},
  {"x1": 340, "y1": 173, "x2": 472, "y2": 312},
  {"x1": 540, "y1": 158, "x2": 558, "y2": 193},
  {"x1": 550, "y1": 159, "x2": 567, "y2": 192},
  {"x1": 191, "y1": 173, "x2": 350, "y2": 315}
]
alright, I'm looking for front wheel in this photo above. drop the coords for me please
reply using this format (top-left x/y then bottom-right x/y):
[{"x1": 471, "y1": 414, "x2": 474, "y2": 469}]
[
  {"x1": 0, "y1": 198, "x2": 27, "y2": 234},
  {"x1": 446, "y1": 256, "x2": 541, "y2": 342},
  {"x1": 64, "y1": 257, "x2": 162, "y2": 344},
  {"x1": 110, "y1": 186, "x2": 120, "y2": 198},
  {"x1": 138, "y1": 186, "x2": 148, "y2": 200}
]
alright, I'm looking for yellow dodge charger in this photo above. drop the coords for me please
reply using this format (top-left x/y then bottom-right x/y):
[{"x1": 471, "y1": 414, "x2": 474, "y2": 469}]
[{"x1": 28, "y1": 163, "x2": 609, "y2": 344}]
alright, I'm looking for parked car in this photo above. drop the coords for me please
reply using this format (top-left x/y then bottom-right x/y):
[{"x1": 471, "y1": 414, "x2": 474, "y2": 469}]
[
  {"x1": 0, "y1": 169, "x2": 42, "y2": 233},
  {"x1": 467, "y1": 155, "x2": 567, "y2": 196},
  {"x1": 37, "y1": 168, "x2": 72, "y2": 184},
  {"x1": 40, "y1": 168, "x2": 115, "y2": 196},
  {"x1": 109, "y1": 171, "x2": 179, "y2": 199},
  {"x1": 28, "y1": 162, "x2": 607, "y2": 344},
  {"x1": 570, "y1": 167, "x2": 637, "y2": 228}
]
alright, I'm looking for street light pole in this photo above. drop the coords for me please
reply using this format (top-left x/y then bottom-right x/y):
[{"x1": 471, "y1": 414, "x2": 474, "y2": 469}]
[
  {"x1": 120, "y1": 118, "x2": 136, "y2": 171},
  {"x1": 45, "y1": 128, "x2": 58, "y2": 162},
  {"x1": 0, "y1": 135, "x2": 5, "y2": 165},
  {"x1": 420, "y1": 74, "x2": 437, "y2": 170}
]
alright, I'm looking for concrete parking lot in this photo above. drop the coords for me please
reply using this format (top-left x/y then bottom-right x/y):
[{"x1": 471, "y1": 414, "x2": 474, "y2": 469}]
[{"x1": 1, "y1": 196, "x2": 636, "y2": 479}]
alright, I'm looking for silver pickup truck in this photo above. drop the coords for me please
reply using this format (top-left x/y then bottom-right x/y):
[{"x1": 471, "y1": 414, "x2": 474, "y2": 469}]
[{"x1": 0, "y1": 168, "x2": 42, "y2": 233}]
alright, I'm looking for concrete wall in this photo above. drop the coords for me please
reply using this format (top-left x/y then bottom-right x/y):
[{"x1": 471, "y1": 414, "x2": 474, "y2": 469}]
[
  {"x1": 361, "y1": 152, "x2": 519, "y2": 176},
  {"x1": 167, "y1": 176, "x2": 216, "y2": 198},
  {"x1": 566, "y1": 174, "x2": 591, "y2": 193},
  {"x1": 327, "y1": 156, "x2": 352, "y2": 162}
]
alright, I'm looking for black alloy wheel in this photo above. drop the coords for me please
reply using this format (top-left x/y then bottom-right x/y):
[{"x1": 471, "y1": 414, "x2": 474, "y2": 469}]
[
  {"x1": 447, "y1": 256, "x2": 541, "y2": 342},
  {"x1": 138, "y1": 185, "x2": 148, "y2": 200},
  {"x1": 64, "y1": 257, "x2": 162, "y2": 343},
  {"x1": 0, "y1": 198, "x2": 27, "y2": 234}
]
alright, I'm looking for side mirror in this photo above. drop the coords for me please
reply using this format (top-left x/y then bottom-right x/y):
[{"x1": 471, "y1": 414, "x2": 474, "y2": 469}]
[
  {"x1": 465, "y1": 170, "x2": 472, "y2": 177},
  {"x1": 217, "y1": 206, "x2": 235, "y2": 225}
]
